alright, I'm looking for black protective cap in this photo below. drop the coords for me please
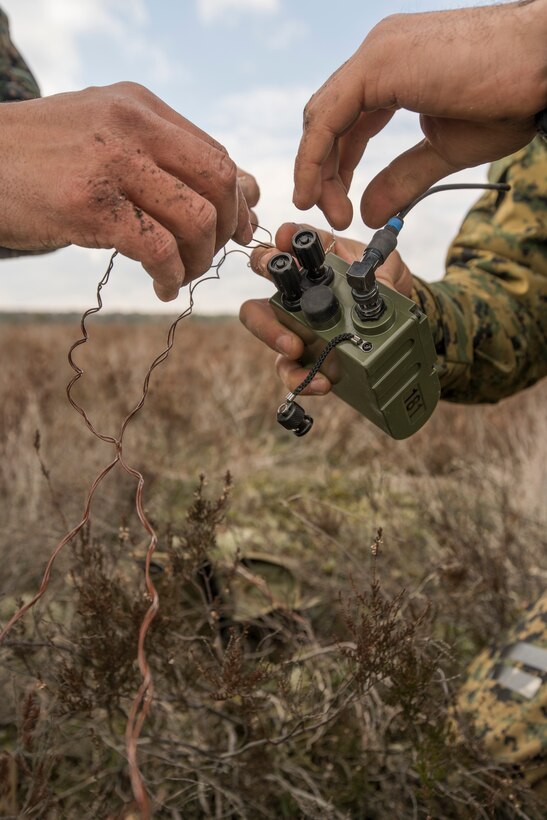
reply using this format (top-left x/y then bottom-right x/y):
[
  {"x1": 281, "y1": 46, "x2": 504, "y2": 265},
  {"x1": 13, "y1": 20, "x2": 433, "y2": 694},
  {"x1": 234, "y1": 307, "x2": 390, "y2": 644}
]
[{"x1": 301, "y1": 284, "x2": 340, "y2": 327}]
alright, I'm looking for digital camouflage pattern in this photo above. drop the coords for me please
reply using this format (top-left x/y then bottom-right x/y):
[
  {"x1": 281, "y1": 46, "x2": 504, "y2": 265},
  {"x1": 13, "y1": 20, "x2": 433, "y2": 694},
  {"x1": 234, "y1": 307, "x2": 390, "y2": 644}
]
[
  {"x1": 0, "y1": 8, "x2": 39, "y2": 102},
  {"x1": 412, "y1": 137, "x2": 547, "y2": 403},
  {"x1": 413, "y1": 139, "x2": 547, "y2": 791},
  {"x1": 457, "y1": 592, "x2": 547, "y2": 794},
  {"x1": 0, "y1": 8, "x2": 41, "y2": 259}
]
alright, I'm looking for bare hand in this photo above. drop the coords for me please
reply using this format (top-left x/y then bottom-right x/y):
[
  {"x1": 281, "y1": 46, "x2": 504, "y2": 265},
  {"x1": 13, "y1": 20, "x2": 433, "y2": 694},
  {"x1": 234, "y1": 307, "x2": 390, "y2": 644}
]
[
  {"x1": 0, "y1": 82, "x2": 260, "y2": 301},
  {"x1": 293, "y1": 1, "x2": 547, "y2": 229},
  {"x1": 239, "y1": 222, "x2": 413, "y2": 395}
]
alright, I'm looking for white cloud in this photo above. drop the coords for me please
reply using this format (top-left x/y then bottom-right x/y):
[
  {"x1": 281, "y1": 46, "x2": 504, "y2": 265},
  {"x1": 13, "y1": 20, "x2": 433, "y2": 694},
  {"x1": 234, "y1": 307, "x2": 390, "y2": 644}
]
[
  {"x1": 196, "y1": 0, "x2": 280, "y2": 25},
  {"x1": 1, "y1": 0, "x2": 176, "y2": 94},
  {"x1": 211, "y1": 84, "x2": 312, "y2": 162}
]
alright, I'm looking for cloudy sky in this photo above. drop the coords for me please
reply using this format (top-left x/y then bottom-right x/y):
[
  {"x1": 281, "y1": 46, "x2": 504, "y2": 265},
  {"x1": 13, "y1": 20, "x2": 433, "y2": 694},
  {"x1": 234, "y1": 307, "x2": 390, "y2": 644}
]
[{"x1": 1, "y1": 0, "x2": 488, "y2": 314}]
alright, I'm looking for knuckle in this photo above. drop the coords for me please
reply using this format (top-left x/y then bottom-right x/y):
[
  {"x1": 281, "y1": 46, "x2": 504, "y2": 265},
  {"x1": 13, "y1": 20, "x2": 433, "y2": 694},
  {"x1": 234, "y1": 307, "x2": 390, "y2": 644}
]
[
  {"x1": 82, "y1": 177, "x2": 126, "y2": 214},
  {"x1": 215, "y1": 151, "x2": 238, "y2": 193},
  {"x1": 109, "y1": 80, "x2": 151, "y2": 101},
  {"x1": 370, "y1": 13, "x2": 401, "y2": 37},
  {"x1": 101, "y1": 90, "x2": 145, "y2": 128},
  {"x1": 193, "y1": 199, "x2": 217, "y2": 240},
  {"x1": 104, "y1": 141, "x2": 132, "y2": 168},
  {"x1": 150, "y1": 232, "x2": 177, "y2": 266}
]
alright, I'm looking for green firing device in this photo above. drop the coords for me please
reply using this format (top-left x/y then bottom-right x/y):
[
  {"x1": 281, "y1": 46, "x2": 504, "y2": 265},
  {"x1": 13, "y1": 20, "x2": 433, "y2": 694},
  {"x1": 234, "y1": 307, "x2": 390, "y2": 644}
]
[
  {"x1": 269, "y1": 223, "x2": 440, "y2": 440},
  {"x1": 269, "y1": 225, "x2": 440, "y2": 439},
  {"x1": 268, "y1": 182, "x2": 510, "y2": 439}
]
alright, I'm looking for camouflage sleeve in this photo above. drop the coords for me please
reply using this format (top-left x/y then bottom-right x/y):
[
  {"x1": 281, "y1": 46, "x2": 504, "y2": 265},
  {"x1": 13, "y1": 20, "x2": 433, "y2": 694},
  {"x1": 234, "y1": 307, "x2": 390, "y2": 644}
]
[
  {"x1": 410, "y1": 137, "x2": 547, "y2": 404},
  {"x1": 0, "y1": 8, "x2": 39, "y2": 101},
  {"x1": 0, "y1": 8, "x2": 46, "y2": 259}
]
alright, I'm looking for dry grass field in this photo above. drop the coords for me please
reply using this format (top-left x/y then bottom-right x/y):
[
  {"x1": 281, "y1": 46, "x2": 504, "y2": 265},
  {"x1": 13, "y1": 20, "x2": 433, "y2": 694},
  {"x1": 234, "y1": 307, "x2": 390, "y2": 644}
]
[{"x1": 0, "y1": 314, "x2": 545, "y2": 818}]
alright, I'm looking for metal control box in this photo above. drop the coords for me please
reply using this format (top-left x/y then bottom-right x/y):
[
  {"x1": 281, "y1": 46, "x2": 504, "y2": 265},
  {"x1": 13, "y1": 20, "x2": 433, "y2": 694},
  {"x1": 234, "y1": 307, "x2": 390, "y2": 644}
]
[{"x1": 270, "y1": 251, "x2": 440, "y2": 439}]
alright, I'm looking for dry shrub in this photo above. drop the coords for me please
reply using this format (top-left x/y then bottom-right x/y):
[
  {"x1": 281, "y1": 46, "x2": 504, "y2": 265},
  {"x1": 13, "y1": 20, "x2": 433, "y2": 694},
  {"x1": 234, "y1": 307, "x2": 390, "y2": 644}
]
[{"x1": 0, "y1": 315, "x2": 545, "y2": 818}]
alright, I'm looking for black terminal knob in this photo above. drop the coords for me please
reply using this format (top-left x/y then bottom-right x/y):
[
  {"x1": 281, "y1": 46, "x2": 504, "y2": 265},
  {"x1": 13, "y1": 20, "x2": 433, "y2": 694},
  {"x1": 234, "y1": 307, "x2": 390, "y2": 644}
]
[
  {"x1": 301, "y1": 284, "x2": 340, "y2": 328},
  {"x1": 267, "y1": 252, "x2": 302, "y2": 311},
  {"x1": 292, "y1": 229, "x2": 333, "y2": 285},
  {"x1": 277, "y1": 401, "x2": 313, "y2": 437}
]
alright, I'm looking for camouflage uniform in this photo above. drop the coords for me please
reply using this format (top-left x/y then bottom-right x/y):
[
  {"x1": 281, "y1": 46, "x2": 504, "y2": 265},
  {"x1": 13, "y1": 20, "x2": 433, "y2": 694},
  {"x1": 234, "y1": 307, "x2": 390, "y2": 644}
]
[
  {"x1": 412, "y1": 137, "x2": 547, "y2": 403},
  {"x1": 0, "y1": 8, "x2": 41, "y2": 260},
  {"x1": 457, "y1": 596, "x2": 547, "y2": 793},
  {"x1": 0, "y1": 9, "x2": 39, "y2": 101},
  {"x1": 412, "y1": 139, "x2": 547, "y2": 790}
]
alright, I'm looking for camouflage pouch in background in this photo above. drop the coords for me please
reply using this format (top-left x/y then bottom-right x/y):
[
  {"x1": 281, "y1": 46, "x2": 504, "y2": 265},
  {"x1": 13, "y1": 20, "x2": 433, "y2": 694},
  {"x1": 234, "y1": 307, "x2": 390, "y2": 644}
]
[{"x1": 457, "y1": 591, "x2": 547, "y2": 794}]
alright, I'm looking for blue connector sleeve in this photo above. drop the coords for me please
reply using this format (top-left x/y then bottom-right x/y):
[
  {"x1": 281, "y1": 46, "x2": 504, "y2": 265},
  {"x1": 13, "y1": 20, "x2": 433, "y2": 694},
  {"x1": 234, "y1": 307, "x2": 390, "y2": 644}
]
[{"x1": 386, "y1": 216, "x2": 404, "y2": 234}]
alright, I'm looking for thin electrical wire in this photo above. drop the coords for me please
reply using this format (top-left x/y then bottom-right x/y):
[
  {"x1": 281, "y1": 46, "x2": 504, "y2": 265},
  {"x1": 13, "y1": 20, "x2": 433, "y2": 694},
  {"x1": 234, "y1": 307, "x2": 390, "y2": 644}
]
[
  {"x1": 0, "y1": 228, "x2": 273, "y2": 818},
  {"x1": 396, "y1": 182, "x2": 510, "y2": 220}
]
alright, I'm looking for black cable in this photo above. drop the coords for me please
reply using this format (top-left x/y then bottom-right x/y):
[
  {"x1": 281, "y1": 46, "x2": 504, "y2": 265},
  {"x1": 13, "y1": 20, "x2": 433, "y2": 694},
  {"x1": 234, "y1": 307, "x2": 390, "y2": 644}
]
[
  {"x1": 292, "y1": 333, "x2": 354, "y2": 397},
  {"x1": 396, "y1": 182, "x2": 510, "y2": 220}
]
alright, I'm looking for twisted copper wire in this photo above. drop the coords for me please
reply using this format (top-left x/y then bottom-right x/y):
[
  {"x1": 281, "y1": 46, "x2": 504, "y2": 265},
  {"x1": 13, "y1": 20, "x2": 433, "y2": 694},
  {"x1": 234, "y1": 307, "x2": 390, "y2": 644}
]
[{"x1": 0, "y1": 228, "x2": 273, "y2": 818}]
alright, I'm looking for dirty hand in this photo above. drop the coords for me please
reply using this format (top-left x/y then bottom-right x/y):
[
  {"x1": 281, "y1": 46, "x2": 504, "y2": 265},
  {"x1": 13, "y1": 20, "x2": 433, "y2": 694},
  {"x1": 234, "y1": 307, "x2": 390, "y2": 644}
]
[
  {"x1": 0, "y1": 82, "x2": 260, "y2": 301},
  {"x1": 293, "y1": 0, "x2": 547, "y2": 230},
  {"x1": 239, "y1": 222, "x2": 413, "y2": 395}
]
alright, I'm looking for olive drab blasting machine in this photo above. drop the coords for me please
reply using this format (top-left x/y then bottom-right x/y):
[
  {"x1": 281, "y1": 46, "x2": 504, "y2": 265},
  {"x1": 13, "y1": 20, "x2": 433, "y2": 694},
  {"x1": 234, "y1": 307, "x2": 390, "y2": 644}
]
[{"x1": 269, "y1": 183, "x2": 510, "y2": 439}]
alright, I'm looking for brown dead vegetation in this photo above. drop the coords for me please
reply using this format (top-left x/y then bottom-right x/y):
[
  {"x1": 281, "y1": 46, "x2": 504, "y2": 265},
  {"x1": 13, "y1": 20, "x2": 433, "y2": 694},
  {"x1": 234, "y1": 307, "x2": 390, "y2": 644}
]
[{"x1": 0, "y1": 315, "x2": 545, "y2": 818}]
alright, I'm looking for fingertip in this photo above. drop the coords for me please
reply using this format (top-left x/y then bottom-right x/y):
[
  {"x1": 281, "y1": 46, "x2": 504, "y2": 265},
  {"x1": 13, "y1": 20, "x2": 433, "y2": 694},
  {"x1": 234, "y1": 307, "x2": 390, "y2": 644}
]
[
  {"x1": 142, "y1": 251, "x2": 185, "y2": 293},
  {"x1": 361, "y1": 140, "x2": 462, "y2": 227},
  {"x1": 275, "y1": 222, "x2": 301, "y2": 250},
  {"x1": 318, "y1": 181, "x2": 354, "y2": 231},
  {"x1": 360, "y1": 163, "x2": 406, "y2": 227},
  {"x1": 250, "y1": 245, "x2": 276, "y2": 276},
  {"x1": 275, "y1": 332, "x2": 304, "y2": 359},
  {"x1": 232, "y1": 212, "x2": 253, "y2": 246},
  {"x1": 309, "y1": 375, "x2": 331, "y2": 395},
  {"x1": 292, "y1": 180, "x2": 319, "y2": 211},
  {"x1": 292, "y1": 189, "x2": 306, "y2": 209},
  {"x1": 360, "y1": 190, "x2": 389, "y2": 229},
  {"x1": 153, "y1": 281, "x2": 180, "y2": 302},
  {"x1": 237, "y1": 171, "x2": 260, "y2": 209},
  {"x1": 327, "y1": 210, "x2": 353, "y2": 232}
]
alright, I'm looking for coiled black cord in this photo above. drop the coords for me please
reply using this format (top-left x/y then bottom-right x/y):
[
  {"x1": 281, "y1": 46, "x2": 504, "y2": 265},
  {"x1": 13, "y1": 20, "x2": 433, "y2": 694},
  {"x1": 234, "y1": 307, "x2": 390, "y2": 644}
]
[{"x1": 291, "y1": 333, "x2": 355, "y2": 397}]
